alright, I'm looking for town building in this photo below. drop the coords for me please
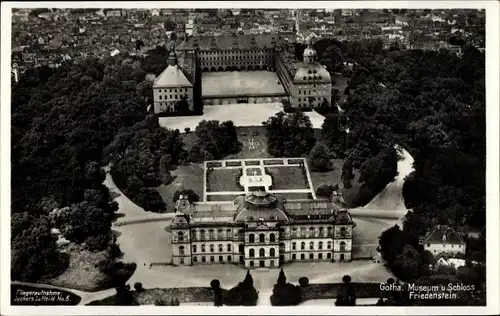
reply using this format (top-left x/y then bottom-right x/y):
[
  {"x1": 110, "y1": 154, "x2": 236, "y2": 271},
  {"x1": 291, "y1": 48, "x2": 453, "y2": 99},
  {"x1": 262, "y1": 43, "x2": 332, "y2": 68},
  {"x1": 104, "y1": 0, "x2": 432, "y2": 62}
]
[
  {"x1": 419, "y1": 225, "x2": 466, "y2": 256},
  {"x1": 170, "y1": 190, "x2": 354, "y2": 269}
]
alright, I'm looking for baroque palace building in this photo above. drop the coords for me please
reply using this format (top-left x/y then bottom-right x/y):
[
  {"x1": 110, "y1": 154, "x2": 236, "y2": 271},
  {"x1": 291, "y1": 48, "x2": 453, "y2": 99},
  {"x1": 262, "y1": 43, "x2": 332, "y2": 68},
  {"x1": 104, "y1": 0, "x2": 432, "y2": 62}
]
[
  {"x1": 171, "y1": 190, "x2": 355, "y2": 269},
  {"x1": 152, "y1": 34, "x2": 333, "y2": 112}
]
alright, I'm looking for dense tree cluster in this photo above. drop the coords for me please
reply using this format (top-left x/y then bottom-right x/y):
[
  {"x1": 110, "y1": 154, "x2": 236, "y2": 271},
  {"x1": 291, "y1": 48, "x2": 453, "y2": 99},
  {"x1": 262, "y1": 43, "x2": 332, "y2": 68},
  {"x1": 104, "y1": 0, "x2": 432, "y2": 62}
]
[
  {"x1": 11, "y1": 54, "x2": 157, "y2": 282},
  {"x1": 264, "y1": 112, "x2": 316, "y2": 157},
  {"x1": 188, "y1": 120, "x2": 242, "y2": 162},
  {"x1": 356, "y1": 146, "x2": 399, "y2": 205},
  {"x1": 104, "y1": 115, "x2": 187, "y2": 212},
  {"x1": 307, "y1": 142, "x2": 333, "y2": 172}
]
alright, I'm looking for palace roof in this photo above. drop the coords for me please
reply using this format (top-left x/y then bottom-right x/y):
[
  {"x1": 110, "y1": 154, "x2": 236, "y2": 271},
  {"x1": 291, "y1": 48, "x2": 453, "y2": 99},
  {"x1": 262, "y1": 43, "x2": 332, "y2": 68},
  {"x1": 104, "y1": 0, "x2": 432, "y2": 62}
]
[{"x1": 153, "y1": 64, "x2": 193, "y2": 88}]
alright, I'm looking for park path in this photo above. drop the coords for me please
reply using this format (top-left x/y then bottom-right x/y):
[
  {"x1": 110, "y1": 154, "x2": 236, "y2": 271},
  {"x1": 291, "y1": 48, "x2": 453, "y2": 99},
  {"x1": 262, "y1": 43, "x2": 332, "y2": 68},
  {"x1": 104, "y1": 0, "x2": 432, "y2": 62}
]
[{"x1": 350, "y1": 147, "x2": 414, "y2": 228}]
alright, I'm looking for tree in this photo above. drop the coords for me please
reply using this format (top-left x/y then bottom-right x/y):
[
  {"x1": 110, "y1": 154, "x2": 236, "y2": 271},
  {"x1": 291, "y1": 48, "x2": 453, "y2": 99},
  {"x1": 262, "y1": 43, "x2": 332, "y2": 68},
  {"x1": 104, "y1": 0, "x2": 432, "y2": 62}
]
[
  {"x1": 265, "y1": 111, "x2": 316, "y2": 157},
  {"x1": 173, "y1": 189, "x2": 200, "y2": 203},
  {"x1": 137, "y1": 188, "x2": 166, "y2": 213},
  {"x1": 378, "y1": 225, "x2": 405, "y2": 264},
  {"x1": 211, "y1": 279, "x2": 223, "y2": 306},
  {"x1": 134, "y1": 282, "x2": 144, "y2": 292},
  {"x1": 11, "y1": 217, "x2": 68, "y2": 282},
  {"x1": 315, "y1": 183, "x2": 339, "y2": 198},
  {"x1": 277, "y1": 268, "x2": 286, "y2": 285},
  {"x1": 341, "y1": 158, "x2": 355, "y2": 188},
  {"x1": 298, "y1": 277, "x2": 309, "y2": 286},
  {"x1": 308, "y1": 142, "x2": 333, "y2": 172},
  {"x1": 393, "y1": 244, "x2": 422, "y2": 282}
]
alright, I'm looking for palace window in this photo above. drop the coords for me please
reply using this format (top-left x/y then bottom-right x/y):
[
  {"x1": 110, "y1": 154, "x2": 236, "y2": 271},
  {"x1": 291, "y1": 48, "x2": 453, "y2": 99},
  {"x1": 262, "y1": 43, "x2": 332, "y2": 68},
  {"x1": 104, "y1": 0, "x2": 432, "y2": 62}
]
[
  {"x1": 292, "y1": 242, "x2": 297, "y2": 250},
  {"x1": 193, "y1": 256, "x2": 198, "y2": 263},
  {"x1": 227, "y1": 244, "x2": 232, "y2": 252},
  {"x1": 210, "y1": 244, "x2": 214, "y2": 252},
  {"x1": 270, "y1": 233, "x2": 276, "y2": 242},
  {"x1": 201, "y1": 244, "x2": 206, "y2": 252},
  {"x1": 270, "y1": 248, "x2": 275, "y2": 257},
  {"x1": 249, "y1": 248, "x2": 255, "y2": 258},
  {"x1": 319, "y1": 241, "x2": 323, "y2": 250},
  {"x1": 309, "y1": 242, "x2": 314, "y2": 250},
  {"x1": 227, "y1": 229, "x2": 232, "y2": 237},
  {"x1": 249, "y1": 234, "x2": 255, "y2": 243},
  {"x1": 202, "y1": 256, "x2": 206, "y2": 262},
  {"x1": 301, "y1": 242, "x2": 305, "y2": 250},
  {"x1": 179, "y1": 246, "x2": 185, "y2": 255},
  {"x1": 178, "y1": 232, "x2": 184, "y2": 241},
  {"x1": 192, "y1": 245, "x2": 197, "y2": 253},
  {"x1": 259, "y1": 248, "x2": 265, "y2": 257},
  {"x1": 340, "y1": 241, "x2": 346, "y2": 252},
  {"x1": 218, "y1": 244, "x2": 223, "y2": 252},
  {"x1": 209, "y1": 229, "x2": 214, "y2": 239},
  {"x1": 259, "y1": 233, "x2": 265, "y2": 243},
  {"x1": 309, "y1": 253, "x2": 314, "y2": 259},
  {"x1": 292, "y1": 254, "x2": 296, "y2": 259},
  {"x1": 327, "y1": 241, "x2": 332, "y2": 249},
  {"x1": 218, "y1": 229, "x2": 223, "y2": 239}
]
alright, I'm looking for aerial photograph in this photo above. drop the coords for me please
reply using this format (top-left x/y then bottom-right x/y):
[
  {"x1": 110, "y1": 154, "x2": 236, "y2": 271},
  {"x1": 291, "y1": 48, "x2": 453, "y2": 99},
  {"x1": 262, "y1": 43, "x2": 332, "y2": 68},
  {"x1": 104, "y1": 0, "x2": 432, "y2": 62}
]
[{"x1": 3, "y1": 4, "x2": 495, "y2": 313}]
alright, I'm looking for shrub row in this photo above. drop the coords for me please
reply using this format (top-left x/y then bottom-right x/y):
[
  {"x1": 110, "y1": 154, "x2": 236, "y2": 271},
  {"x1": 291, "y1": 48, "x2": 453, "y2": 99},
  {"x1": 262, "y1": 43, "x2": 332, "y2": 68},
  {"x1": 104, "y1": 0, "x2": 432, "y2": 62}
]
[
  {"x1": 263, "y1": 159, "x2": 285, "y2": 166},
  {"x1": 244, "y1": 160, "x2": 261, "y2": 166},
  {"x1": 226, "y1": 161, "x2": 242, "y2": 167}
]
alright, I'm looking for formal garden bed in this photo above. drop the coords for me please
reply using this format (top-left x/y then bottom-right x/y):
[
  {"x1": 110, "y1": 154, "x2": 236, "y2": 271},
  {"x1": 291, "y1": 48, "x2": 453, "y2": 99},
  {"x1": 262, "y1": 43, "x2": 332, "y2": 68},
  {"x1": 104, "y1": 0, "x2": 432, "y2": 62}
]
[
  {"x1": 265, "y1": 166, "x2": 310, "y2": 190},
  {"x1": 263, "y1": 159, "x2": 285, "y2": 166},
  {"x1": 206, "y1": 168, "x2": 244, "y2": 192},
  {"x1": 244, "y1": 160, "x2": 261, "y2": 166},
  {"x1": 225, "y1": 160, "x2": 243, "y2": 167},
  {"x1": 11, "y1": 284, "x2": 82, "y2": 306}
]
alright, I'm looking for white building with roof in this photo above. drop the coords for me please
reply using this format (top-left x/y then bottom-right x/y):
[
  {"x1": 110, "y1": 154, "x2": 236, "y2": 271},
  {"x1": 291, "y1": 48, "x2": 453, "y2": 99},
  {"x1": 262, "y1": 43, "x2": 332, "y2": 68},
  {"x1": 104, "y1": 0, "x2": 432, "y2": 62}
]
[{"x1": 152, "y1": 47, "x2": 194, "y2": 113}]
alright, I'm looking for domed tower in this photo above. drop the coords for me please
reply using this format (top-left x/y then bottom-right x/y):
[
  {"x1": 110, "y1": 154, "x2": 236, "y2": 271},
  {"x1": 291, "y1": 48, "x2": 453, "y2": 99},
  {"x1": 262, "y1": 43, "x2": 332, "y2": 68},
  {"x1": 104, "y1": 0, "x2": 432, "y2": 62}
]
[{"x1": 303, "y1": 40, "x2": 317, "y2": 64}]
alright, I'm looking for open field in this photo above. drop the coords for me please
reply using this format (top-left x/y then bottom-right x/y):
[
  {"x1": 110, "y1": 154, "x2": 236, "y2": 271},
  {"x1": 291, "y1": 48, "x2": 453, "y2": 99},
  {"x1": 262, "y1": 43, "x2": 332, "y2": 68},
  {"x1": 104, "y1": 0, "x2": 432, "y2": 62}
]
[
  {"x1": 202, "y1": 71, "x2": 285, "y2": 97},
  {"x1": 266, "y1": 166, "x2": 310, "y2": 190},
  {"x1": 206, "y1": 168, "x2": 243, "y2": 192}
]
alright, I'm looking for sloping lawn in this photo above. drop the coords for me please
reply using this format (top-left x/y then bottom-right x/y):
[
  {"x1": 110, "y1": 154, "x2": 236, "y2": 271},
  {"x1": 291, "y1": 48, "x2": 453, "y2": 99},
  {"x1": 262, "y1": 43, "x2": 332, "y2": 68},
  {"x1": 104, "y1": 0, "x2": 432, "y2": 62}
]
[
  {"x1": 44, "y1": 244, "x2": 124, "y2": 292},
  {"x1": 309, "y1": 159, "x2": 362, "y2": 207},
  {"x1": 156, "y1": 164, "x2": 204, "y2": 212}
]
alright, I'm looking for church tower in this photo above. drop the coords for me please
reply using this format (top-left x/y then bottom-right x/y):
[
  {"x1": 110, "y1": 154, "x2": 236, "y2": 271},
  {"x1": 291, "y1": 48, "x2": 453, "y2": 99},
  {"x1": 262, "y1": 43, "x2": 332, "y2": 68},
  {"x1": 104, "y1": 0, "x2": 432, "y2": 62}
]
[{"x1": 167, "y1": 43, "x2": 178, "y2": 66}]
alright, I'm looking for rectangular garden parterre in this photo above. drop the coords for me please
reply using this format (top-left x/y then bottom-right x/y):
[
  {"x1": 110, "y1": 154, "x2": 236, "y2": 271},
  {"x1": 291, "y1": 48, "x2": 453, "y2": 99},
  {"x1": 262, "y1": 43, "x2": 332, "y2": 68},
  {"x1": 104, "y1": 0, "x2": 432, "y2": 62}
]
[
  {"x1": 206, "y1": 168, "x2": 244, "y2": 192},
  {"x1": 265, "y1": 166, "x2": 311, "y2": 190}
]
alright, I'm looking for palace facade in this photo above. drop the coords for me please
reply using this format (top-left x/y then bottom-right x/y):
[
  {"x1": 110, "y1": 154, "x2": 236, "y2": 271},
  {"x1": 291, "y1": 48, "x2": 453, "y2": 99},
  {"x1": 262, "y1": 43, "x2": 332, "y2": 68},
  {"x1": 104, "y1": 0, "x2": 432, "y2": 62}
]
[
  {"x1": 171, "y1": 190, "x2": 354, "y2": 268},
  {"x1": 152, "y1": 34, "x2": 333, "y2": 113}
]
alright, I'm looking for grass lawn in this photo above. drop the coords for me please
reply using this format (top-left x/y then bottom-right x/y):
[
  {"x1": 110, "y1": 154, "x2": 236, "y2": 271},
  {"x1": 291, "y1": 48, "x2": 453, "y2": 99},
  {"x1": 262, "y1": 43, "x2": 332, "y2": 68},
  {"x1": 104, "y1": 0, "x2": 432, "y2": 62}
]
[
  {"x1": 44, "y1": 244, "x2": 121, "y2": 292},
  {"x1": 156, "y1": 164, "x2": 204, "y2": 212},
  {"x1": 11, "y1": 284, "x2": 82, "y2": 305},
  {"x1": 207, "y1": 194, "x2": 245, "y2": 202},
  {"x1": 87, "y1": 287, "x2": 216, "y2": 305},
  {"x1": 266, "y1": 166, "x2": 310, "y2": 190},
  {"x1": 309, "y1": 159, "x2": 363, "y2": 207},
  {"x1": 206, "y1": 168, "x2": 243, "y2": 192}
]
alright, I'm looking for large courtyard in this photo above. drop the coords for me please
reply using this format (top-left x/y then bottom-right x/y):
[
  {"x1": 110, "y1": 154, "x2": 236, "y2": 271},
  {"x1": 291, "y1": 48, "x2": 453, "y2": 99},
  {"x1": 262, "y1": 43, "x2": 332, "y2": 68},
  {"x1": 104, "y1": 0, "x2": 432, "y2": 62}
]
[
  {"x1": 158, "y1": 103, "x2": 327, "y2": 131},
  {"x1": 201, "y1": 70, "x2": 286, "y2": 98}
]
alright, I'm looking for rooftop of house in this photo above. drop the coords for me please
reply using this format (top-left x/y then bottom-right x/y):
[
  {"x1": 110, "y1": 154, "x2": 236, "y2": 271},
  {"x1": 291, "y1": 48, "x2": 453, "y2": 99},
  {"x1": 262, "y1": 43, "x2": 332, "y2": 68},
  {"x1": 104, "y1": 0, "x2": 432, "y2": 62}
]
[
  {"x1": 421, "y1": 225, "x2": 466, "y2": 245},
  {"x1": 177, "y1": 33, "x2": 294, "y2": 51}
]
